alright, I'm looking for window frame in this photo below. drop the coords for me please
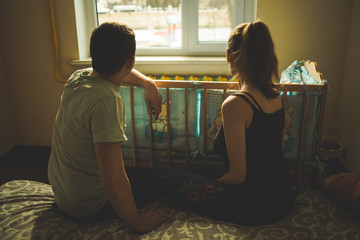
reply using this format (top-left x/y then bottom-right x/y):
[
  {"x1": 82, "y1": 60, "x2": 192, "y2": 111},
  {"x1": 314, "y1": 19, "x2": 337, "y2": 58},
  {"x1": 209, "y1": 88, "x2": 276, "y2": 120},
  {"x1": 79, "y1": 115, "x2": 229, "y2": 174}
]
[{"x1": 74, "y1": 0, "x2": 257, "y2": 59}]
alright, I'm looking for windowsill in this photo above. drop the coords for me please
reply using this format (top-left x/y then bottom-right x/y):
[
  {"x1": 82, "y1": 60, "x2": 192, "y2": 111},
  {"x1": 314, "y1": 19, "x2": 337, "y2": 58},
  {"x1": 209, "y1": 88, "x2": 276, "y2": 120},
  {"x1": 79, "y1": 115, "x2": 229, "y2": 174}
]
[
  {"x1": 134, "y1": 56, "x2": 227, "y2": 64},
  {"x1": 70, "y1": 56, "x2": 230, "y2": 76}
]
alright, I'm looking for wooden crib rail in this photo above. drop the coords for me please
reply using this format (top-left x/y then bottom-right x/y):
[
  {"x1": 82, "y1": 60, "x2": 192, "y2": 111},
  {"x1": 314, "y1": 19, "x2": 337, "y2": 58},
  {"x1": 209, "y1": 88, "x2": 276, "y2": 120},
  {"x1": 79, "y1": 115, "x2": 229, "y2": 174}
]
[
  {"x1": 123, "y1": 80, "x2": 328, "y2": 192},
  {"x1": 154, "y1": 80, "x2": 327, "y2": 91}
]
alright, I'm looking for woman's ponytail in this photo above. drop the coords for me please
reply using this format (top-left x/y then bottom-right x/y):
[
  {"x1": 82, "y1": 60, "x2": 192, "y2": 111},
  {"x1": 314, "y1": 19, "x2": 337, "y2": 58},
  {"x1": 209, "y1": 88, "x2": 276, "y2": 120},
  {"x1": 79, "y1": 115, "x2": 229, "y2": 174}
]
[{"x1": 228, "y1": 20, "x2": 280, "y2": 98}]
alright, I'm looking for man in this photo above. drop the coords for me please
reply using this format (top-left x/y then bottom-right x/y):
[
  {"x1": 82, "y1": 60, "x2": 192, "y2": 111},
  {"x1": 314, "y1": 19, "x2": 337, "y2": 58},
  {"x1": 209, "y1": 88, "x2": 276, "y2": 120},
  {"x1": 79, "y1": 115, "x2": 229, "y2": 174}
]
[{"x1": 48, "y1": 22, "x2": 165, "y2": 233}]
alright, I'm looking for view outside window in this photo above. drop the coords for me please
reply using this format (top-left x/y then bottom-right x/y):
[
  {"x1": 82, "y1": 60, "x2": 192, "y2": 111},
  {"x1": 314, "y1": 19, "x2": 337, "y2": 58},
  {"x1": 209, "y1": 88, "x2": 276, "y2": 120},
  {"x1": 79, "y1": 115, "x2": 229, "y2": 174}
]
[
  {"x1": 96, "y1": 0, "x2": 233, "y2": 48},
  {"x1": 96, "y1": 0, "x2": 182, "y2": 49},
  {"x1": 198, "y1": 0, "x2": 233, "y2": 42}
]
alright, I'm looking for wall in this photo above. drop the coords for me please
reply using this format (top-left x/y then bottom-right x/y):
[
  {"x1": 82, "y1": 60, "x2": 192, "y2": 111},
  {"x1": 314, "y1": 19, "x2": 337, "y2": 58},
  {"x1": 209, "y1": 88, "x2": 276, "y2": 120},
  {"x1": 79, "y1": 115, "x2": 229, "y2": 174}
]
[
  {"x1": 0, "y1": 0, "x2": 357, "y2": 170},
  {"x1": 0, "y1": 0, "x2": 77, "y2": 153},
  {"x1": 257, "y1": 0, "x2": 352, "y2": 133},
  {"x1": 0, "y1": 53, "x2": 16, "y2": 157},
  {"x1": 337, "y1": 0, "x2": 360, "y2": 171}
]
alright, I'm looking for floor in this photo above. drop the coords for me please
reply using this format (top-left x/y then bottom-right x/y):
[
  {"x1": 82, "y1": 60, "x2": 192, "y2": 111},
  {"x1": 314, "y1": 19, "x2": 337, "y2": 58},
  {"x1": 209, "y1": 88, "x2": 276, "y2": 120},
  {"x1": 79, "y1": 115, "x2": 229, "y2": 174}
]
[{"x1": 0, "y1": 145, "x2": 50, "y2": 186}]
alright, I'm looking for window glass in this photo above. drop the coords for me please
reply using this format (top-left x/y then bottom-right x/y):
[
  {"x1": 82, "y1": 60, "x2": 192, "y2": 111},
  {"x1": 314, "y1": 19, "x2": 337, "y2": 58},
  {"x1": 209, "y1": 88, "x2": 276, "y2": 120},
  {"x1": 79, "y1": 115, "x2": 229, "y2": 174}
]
[
  {"x1": 198, "y1": 0, "x2": 233, "y2": 42},
  {"x1": 96, "y1": 0, "x2": 182, "y2": 49},
  {"x1": 74, "y1": 0, "x2": 255, "y2": 57}
]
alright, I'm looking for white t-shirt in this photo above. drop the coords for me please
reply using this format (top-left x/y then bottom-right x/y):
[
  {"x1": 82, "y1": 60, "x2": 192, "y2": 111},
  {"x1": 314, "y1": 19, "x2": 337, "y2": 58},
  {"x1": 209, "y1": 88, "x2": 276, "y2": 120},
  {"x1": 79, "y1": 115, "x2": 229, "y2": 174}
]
[{"x1": 48, "y1": 68, "x2": 127, "y2": 217}]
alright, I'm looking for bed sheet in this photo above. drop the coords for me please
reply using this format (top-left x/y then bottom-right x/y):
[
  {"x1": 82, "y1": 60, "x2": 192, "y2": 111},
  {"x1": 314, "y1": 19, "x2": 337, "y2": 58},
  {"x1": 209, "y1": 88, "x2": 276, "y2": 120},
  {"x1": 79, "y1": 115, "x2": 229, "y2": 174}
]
[{"x1": 1, "y1": 180, "x2": 360, "y2": 240}]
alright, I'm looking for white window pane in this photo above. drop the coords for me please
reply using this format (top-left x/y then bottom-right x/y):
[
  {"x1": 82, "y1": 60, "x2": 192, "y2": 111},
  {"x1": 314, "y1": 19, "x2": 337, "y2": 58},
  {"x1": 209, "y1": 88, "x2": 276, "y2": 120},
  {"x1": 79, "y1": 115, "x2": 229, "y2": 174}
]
[
  {"x1": 198, "y1": 0, "x2": 233, "y2": 42},
  {"x1": 96, "y1": 0, "x2": 182, "y2": 49}
]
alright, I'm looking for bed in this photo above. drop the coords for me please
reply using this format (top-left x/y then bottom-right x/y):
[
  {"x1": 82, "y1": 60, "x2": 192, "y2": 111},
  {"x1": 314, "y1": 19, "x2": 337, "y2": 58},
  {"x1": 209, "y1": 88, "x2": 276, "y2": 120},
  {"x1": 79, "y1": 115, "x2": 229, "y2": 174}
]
[
  {"x1": 2, "y1": 79, "x2": 359, "y2": 239},
  {"x1": 1, "y1": 180, "x2": 360, "y2": 239}
]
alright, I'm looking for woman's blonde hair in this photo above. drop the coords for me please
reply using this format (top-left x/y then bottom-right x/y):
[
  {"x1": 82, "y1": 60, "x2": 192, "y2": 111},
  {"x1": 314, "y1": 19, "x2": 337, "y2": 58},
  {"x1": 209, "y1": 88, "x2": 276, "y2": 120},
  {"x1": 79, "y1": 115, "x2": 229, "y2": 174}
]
[{"x1": 228, "y1": 20, "x2": 279, "y2": 98}]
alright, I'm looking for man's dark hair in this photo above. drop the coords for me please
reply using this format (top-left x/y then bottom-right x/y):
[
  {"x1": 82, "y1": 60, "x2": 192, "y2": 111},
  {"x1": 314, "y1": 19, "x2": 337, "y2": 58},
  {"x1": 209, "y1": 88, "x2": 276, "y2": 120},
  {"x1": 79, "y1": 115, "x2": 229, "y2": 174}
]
[{"x1": 90, "y1": 22, "x2": 136, "y2": 75}]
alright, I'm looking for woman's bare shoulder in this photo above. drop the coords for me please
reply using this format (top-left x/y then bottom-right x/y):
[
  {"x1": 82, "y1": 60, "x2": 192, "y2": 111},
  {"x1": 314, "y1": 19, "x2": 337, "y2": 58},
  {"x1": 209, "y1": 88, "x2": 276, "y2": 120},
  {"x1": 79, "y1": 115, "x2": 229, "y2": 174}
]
[
  {"x1": 222, "y1": 94, "x2": 253, "y2": 126},
  {"x1": 222, "y1": 94, "x2": 251, "y2": 111}
]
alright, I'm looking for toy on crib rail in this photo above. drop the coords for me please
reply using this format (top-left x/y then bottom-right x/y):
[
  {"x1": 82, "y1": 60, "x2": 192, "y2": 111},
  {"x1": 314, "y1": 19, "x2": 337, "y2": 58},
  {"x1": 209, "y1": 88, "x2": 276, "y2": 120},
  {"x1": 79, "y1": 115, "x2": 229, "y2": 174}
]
[
  {"x1": 304, "y1": 61, "x2": 323, "y2": 83},
  {"x1": 203, "y1": 76, "x2": 213, "y2": 81},
  {"x1": 283, "y1": 105, "x2": 296, "y2": 152},
  {"x1": 218, "y1": 76, "x2": 228, "y2": 82},
  {"x1": 152, "y1": 99, "x2": 172, "y2": 133},
  {"x1": 280, "y1": 60, "x2": 324, "y2": 85},
  {"x1": 208, "y1": 109, "x2": 222, "y2": 141},
  {"x1": 189, "y1": 75, "x2": 199, "y2": 81},
  {"x1": 175, "y1": 75, "x2": 184, "y2": 80},
  {"x1": 161, "y1": 75, "x2": 171, "y2": 80}
]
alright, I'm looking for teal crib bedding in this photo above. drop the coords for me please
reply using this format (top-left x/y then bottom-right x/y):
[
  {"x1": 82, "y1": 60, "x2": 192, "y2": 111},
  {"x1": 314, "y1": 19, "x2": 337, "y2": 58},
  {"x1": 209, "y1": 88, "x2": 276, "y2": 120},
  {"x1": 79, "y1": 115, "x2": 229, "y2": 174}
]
[
  {"x1": 120, "y1": 87, "x2": 200, "y2": 164},
  {"x1": 282, "y1": 91, "x2": 320, "y2": 169}
]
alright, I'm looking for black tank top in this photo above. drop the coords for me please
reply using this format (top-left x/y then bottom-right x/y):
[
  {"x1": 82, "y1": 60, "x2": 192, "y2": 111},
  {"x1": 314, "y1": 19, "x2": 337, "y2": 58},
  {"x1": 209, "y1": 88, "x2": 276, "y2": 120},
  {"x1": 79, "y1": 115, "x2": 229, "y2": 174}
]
[{"x1": 213, "y1": 92, "x2": 288, "y2": 197}]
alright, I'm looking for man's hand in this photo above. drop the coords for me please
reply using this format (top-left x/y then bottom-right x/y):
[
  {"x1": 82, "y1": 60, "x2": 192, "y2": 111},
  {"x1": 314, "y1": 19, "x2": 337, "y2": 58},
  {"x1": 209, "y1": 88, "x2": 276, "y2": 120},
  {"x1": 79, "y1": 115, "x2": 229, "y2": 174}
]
[
  {"x1": 122, "y1": 69, "x2": 162, "y2": 119},
  {"x1": 133, "y1": 208, "x2": 167, "y2": 234},
  {"x1": 143, "y1": 79, "x2": 162, "y2": 119}
]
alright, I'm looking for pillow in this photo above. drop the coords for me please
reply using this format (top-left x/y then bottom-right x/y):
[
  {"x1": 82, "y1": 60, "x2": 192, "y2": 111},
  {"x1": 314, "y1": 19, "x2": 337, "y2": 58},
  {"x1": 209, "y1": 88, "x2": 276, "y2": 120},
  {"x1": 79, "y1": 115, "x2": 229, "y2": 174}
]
[{"x1": 323, "y1": 173, "x2": 360, "y2": 217}]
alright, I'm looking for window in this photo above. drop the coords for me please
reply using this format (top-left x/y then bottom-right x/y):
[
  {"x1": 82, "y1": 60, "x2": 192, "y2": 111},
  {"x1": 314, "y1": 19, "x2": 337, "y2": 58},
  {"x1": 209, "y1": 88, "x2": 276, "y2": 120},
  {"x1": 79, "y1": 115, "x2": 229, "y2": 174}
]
[{"x1": 74, "y1": 0, "x2": 256, "y2": 58}]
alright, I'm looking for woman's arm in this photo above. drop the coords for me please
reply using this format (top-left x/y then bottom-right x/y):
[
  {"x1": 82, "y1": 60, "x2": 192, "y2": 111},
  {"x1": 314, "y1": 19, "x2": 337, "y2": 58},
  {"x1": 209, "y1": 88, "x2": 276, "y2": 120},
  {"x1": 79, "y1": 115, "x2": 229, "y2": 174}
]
[
  {"x1": 123, "y1": 69, "x2": 162, "y2": 119},
  {"x1": 95, "y1": 142, "x2": 165, "y2": 233},
  {"x1": 216, "y1": 96, "x2": 252, "y2": 185}
]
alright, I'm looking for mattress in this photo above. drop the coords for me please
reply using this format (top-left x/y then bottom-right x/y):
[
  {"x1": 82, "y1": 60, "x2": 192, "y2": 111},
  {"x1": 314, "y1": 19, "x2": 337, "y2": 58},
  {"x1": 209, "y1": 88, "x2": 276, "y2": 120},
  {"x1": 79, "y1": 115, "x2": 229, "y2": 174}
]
[{"x1": 1, "y1": 180, "x2": 359, "y2": 239}]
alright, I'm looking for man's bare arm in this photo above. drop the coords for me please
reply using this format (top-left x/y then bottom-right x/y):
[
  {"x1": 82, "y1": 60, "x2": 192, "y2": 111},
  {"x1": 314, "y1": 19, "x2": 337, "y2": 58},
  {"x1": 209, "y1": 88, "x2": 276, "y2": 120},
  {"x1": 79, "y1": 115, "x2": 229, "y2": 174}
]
[
  {"x1": 95, "y1": 142, "x2": 165, "y2": 233},
  {"x1": 122, "y1": 69, "x2": 162, "y2": 119}
]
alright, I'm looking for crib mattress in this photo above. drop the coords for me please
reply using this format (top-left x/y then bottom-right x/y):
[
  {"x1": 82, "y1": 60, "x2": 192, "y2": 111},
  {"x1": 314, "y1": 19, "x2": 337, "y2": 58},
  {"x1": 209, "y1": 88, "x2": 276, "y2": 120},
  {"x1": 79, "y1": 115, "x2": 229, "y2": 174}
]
[{"x1": 1, "y1": 180, "x2": 360, "y2": 239}]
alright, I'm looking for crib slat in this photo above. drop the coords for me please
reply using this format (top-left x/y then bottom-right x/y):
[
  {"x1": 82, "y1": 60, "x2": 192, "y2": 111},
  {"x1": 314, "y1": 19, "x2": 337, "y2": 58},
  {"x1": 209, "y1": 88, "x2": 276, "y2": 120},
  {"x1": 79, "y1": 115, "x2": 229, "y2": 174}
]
[
  {"x1": 149, "y1": 115, "x2": 154, "y2": 168},
  {"x1": 282, "y1": 90, "x2": 297, "y2": 189},
  {"x1": 314, "y1": 83, "x2": 328, "y2": 156},
  {"x1": 308, "y1": 83, "x2": 328, "y2": 190},
  {"x1": 129, "y1": 87, "x2": 137, "y2": 167},
  {"x1": 282, "y1": 90, "x2": 287, "y2": 108},
  {"x1": 166, "y1": 88, "x2": 172, "y2": 167},
  {"x1": 296, "y1": 91, "x2": 308, "y2": 193},
  {"x1": 203, "y1": 88, "x2": 208, "y2": 153},
  {"x1": 148, "y1": 114, "x2": 154, "y2": 168},
  {"x1": 185, "y1": 88, "x2": 190, "y2": 169},
  {"x1": 223, "y1": 89, "x2": 227, "y2": 101}
]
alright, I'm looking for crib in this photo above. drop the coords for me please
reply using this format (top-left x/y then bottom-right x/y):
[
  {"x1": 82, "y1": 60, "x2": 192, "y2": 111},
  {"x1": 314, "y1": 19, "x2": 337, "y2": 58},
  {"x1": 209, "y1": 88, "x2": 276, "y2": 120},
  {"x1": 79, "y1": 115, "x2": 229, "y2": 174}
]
[
  {"x1": 120, "y1": 80, "x2": 328, "y2": 192},
  {"x1": 3, "y1": 79, "x2": 360, "y2": 240}
]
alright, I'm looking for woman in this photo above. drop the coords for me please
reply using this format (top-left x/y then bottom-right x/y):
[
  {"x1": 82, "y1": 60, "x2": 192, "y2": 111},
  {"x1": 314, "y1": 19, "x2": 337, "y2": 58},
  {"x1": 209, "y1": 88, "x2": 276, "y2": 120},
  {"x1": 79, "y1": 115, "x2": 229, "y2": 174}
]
[{"x1": 158, "y1": 20, "x2": 293, "y2": 225}]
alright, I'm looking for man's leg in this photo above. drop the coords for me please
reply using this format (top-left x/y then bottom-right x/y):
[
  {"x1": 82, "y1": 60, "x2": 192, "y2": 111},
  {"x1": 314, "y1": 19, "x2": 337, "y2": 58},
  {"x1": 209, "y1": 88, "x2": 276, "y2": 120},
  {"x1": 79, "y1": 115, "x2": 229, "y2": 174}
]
[
  {"x1": 125, "y1": 166, "x2": 163, "y2": 207},
  {"x1": 87, "y1": 167, "x2": 163, "y2": 222}
]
